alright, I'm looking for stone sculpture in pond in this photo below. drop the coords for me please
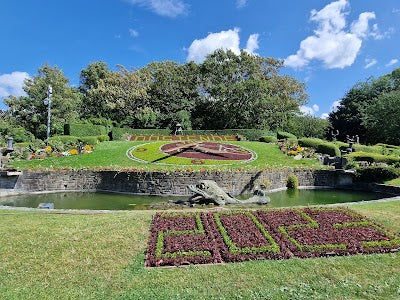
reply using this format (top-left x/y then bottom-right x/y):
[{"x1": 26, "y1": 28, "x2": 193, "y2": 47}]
[{"x1": 184, "y1": 180, "x2": 270, "y2": 206}]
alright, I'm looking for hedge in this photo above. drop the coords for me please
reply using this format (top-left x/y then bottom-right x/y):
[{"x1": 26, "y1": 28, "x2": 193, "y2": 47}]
[
  {"x1": 277, "y1": 131, "x2": 297, "y2": 140},
  {"x1": 298, "y1": 138, "x2": 341, "y2": 157},
  {"x1": 346, "y1": 152, "x2": 400, "y2": 165},
  {"x1": 49, "y1": 135, "x2": 109, "y2": 146},
  {"x1": 64, "y1": 123, "x2": 107, "y2": 137},
  {"x1": 48, "y1": 135, "x2": 80, "y2": 145},
  {"x1": 352, "y1": 144, "x2": 384, "y2": 154},
  {"x1": 259, "y1": 136, "x2": 278, "y2": 143},
  {"x1": 354, "y1": 166, "x2": 400, "y2": 183},
  {"x1": 111, "y1": 128, "x2": 275, "y2": 141}
]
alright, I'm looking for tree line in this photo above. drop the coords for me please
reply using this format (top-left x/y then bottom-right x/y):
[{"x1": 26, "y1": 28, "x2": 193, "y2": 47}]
[
  {"x1": 329, "y1": 67, "x2": 400, "y2": 145},
  {"x1": 2, "y1": 49, "x2": 331, "y2": 142}
]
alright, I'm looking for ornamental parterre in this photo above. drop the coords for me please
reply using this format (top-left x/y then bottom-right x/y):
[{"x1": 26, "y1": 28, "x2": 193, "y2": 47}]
[{"x1": 145, "y1": 207, "x2": 400, "y2": 267}]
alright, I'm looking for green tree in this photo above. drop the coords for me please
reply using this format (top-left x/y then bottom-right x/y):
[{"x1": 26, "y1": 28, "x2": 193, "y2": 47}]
[
  {"x1": 362, "y1": 90, "x2": 400, "y2": 145},
  {"x1": 142, "y1": 61, "x2": 199, "y2": 129},
  {"x1": 192, "y1": 49, "x2": 307, "y2": 130},
  {"x1": 283, "y1": 115, "x2": 331, "y2": 139},
  {"x1": 329, "y1": 69, "x2": 399, "y2": 142},
  {"x1": 4, "y1": 64, "x2": 82, "y2": 139},
  {"x1": 85, "y1": 65, "x2": 151, "y2": 125}
]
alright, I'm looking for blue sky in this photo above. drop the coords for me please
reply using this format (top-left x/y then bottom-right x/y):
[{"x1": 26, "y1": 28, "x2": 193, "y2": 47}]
[{"x1": 1, "y1": 0, "x2": 399, "y2": 118}]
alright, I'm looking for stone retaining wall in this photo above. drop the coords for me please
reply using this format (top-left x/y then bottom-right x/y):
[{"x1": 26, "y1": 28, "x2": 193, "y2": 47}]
[{"x1": 3, "y1": 169, "x2": 354, "y2": 196}]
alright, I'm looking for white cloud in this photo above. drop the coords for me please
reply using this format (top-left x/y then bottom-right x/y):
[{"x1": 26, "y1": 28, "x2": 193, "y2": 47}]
[
  {"x1": 0, "y1": 71, "x2": 30, "y2": 99},
  {"x1": 129, "y1": 0, "x2": 188, "y2": 17},
  {"x1": 129, "y1": 29, "x2": 139, "y2": 37},
  {"x1": 386, "y1": 59, "x2": 399, "y2": 67},
  {"x1": 320, "y1": 100, "x2": 341, "y2": 120},
  {"x1": 285, "y1": 0, "x2": 378, "y2": 69},
  {"x1": 245, "y1": 33, "x2": 259, "y2": 53},
  {"x1": 186, "y1": 28, "x2": 259, "y2": 63},
  {"x1": 300, "y1": 104, "x2": 319, "y2": 116},
  {"x1": 350, "y1": 12, "x2": 376, "y2": 38},
  {"x1": 331, "y1": 100, "x2": 341, "y2": 112},
  {"x1": 364, "y1": 58, "x2": 377, "y2": 69},
  {"x1": 321, "y1": 113, "x2": 330, "y2": 119},
  {"x1": 236, "y1": 0, "x2": 248, "y2": 8}
]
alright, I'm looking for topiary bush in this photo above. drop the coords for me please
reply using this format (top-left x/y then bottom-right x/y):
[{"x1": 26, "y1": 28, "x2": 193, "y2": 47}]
[
  {"x1": 298, "y1": 138, "x2": 340, "y2": 157},
  {"x1": 286, "y1": 174, "x2": 299, "y2": 189},
  {"x1": 354, "y1": 166, "x2": 400, "y2": 183},
  {"x1": 48, "y1": 135, "x2": 79, "y2": 146},
  {"x1": 78, "y1": 136, "x2": 99, "y2": 145},
  {"x1": 277, "y1": 131, "x2": 297, "y2": 140},
  {"x1": 97, "y1": 135, "x2": 110, "y2": 142},
  {"x1": 64, "y1": 123, "x2": 107, "y2": 137},
  {"x1": 259, "y1": 136, "x2": 278, "y2": 143},
  {"x1": 346, "y1": 152, "x2": 400, "y2": 165},
  {"x1": 111, "y1": 128, "x2": 275, "y2": 141}
]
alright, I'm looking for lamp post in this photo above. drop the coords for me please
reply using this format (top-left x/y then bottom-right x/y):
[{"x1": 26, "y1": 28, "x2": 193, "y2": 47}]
[{"x1": 43, "y1": 85, "x2": 52, "y2": 140}]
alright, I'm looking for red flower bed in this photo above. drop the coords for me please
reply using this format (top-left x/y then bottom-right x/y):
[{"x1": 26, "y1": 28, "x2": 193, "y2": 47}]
[{"x1": 146, "y1": 208, "x2": 400, "y2": 267}]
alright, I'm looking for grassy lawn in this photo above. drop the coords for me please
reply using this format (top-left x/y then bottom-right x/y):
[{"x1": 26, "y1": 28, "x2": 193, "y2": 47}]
[
  {"x1": 385, "y1": 177, "x2": 400, "y2": 187},
  {"x1": 1, "y1": 201, "x2": 399, "y2": 299},
  {"x1": 11, "y1": 141, "x2": 320, "y2": 171}
]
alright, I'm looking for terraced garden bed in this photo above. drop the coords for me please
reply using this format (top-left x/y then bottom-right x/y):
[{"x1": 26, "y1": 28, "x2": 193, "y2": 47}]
[{"x1": 146, "y1": 207, "x2": 400, "y2": 267}]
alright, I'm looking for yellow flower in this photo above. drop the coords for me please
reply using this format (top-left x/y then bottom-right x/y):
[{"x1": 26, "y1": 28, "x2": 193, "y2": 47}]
[
  {"x1": 289, "y1": 150, "x2": 298, "y2": 155},
  {"x1": 84, "y1": 145, "x2": 93, "y2": 152},
  {"x1": 69, "y1": 149, "x2": 78, "y2": 155},
  {"x1": 45, "y1": 146, "x2": 52, "y2": 153},
  {"x1": 297, "y1": 146, "x2": 303, "y2": 152}
]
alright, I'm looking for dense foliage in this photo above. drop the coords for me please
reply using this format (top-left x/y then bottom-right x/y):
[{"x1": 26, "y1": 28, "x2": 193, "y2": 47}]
[
  {"x1": 329, "y1": 68, "x2": 400, "y2": 144},
  {"x1": 2, "y1": 50, "x2": 312, "y2": 141}
]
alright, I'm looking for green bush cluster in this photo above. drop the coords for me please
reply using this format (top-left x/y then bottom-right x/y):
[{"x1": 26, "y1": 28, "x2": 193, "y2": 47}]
[
  {"x1": 64, "y1": 123, "x2": 107, "y2": 137},
  {"x1": 298, "y1": 138, "x2": 340, "y2": 157},
  {"x1": 354, "y1": 166, "x2": 400, "y2": 183},
  {"x1": 286, "y1": 174, "x2": 299, "y2": 189},
  {"x1": 111, "y1": 128, "x2": 275, "y2": 141},
  {"x1": 49, "y1": 135, "x2": 110, "y2": 146},
  {"x1": 259, "y1": 136, "x2": 278, "y2": 143},
  {"x1": 346, "y1": 152, "x2": 400, "y2": 165},
  {"x1": 277, "y1": 131, "x2": 297, "y2": 140}
]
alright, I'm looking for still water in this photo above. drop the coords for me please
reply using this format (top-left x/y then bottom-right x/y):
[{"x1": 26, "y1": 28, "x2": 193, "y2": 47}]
[{"x1": 0, "y1": 189, "x2": 392, "y2": 210}]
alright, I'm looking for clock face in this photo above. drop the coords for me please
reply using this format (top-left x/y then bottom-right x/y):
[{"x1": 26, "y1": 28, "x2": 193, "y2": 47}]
[{"x1": 127, "y1": 141, "x2": 256, "y2": 165}]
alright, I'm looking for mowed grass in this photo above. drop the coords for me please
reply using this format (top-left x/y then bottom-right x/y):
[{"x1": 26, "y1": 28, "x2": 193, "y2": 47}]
[
  {"x1": 385, "y1": 177, "x2": 400, "y2": 187},
  {"x1": 0, "y1": 200, "x2": 399, "y2": 299},
  {"x1": 11, "y1": 141, "x2": 320, "y2": 171}
]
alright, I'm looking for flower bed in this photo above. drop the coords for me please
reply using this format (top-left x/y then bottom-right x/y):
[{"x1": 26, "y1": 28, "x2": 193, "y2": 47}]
[{"x1": 146, "y1": 208, "x2": 400, "y2": 267}]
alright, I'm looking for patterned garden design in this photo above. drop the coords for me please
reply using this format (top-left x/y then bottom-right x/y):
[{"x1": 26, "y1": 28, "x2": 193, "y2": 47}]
[
  {"x1": 128, "y1": 141, "x2": 256, "y2": 166},
  {"x1": 146, "y1": 207, "x2": 400, "y2": 267}
]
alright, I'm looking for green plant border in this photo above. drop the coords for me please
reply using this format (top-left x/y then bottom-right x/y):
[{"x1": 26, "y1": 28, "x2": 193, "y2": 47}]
[
  {"x1": 155, "y1": 213, "x2": 212, "y2": 259},
  {"x1": 213, "y1": 211, "x2": 280, "y2": 255},
  {"x1": 126, "y1": 141, "x2": 257, "y2": 166},
  {"x1": 279, "y1": 208, "x2": 400, "y2": 252}
]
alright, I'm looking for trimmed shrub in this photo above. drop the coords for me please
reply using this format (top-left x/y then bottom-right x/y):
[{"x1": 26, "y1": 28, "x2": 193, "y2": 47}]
[
  {"x1": 78, "y1": 136, "x2": 99, "y2": 145},
  {"x1": 298, "y1": 138, "x2": 340, "y2": 157},
  {"x1": 111, "y1": 128, "x2": 275, "y2": 141},
  {"x1": 259, "y1": 136, "x2": 278, "y2": 143},
  {"x1": 354, "y1": 166, "x2": 400, "y2": 183},
  {"x1": 352, "y1": 144, "x2": 384, "y2": 154},
  {"x1": 277, "y1": 131, "x2": 297, "y2": 140},
  {"x1": 14, "y1": 142, "x2": 31, "y2": 148},
  {"x1": 97, "y1": 135, "x2": 110, "y2": 142},
  {"x1": 111, "y1": 128, "x2": 170, "y2": 140},
  {"x1": 286, "y1": 174, "x2": 299, "y2": 189},
  {"x1": 64, "y1": 123, "x2": 107, "y2": 137},
  {"x1": 48, "y1": 135, "x2": 79, "y2": 145},
  {"x1": 333, "y1": 141, "x2": 349, "y2": 150},
  {"x1": 346, "y1": 152, "x2": 400, "y2": 165}
]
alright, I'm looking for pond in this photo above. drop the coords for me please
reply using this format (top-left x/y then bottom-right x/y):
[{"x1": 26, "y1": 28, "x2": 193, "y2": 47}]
[{"x1": 0, "y1": 189, "x2": 393, "y2": 210}]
